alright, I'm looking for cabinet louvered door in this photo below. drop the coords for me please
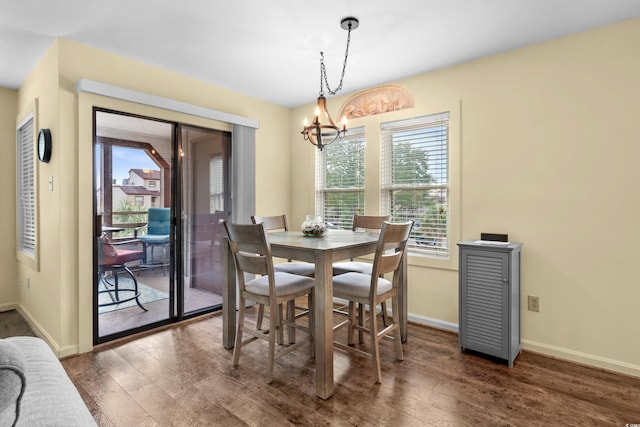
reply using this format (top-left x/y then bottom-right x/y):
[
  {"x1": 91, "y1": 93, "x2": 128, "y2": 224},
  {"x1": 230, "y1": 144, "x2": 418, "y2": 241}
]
[{"x1": 460, "y1": 249, "x2": 509, "y2": 359}]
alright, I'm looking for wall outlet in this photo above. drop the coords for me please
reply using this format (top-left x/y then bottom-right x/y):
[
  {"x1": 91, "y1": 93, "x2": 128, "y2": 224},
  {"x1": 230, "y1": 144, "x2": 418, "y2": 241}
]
[{"x1": 528, "y1": 295, "x2": 540, "y2": 312}]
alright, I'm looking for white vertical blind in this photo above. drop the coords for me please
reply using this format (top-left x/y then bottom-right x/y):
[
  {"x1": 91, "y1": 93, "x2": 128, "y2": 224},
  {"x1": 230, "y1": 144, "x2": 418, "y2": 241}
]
[
  {"x1": 17, "y1": 115, "x2": 36, "y2": 256},
  {"x1": 381, "y1": 112, "x2": 450, "y2": 258},
  {"x1": 315, "y1": 127, "x2": 365, "y2": 229},
  {"x1": 231, "y1": 124, "x2": 255, "y2": 224}
]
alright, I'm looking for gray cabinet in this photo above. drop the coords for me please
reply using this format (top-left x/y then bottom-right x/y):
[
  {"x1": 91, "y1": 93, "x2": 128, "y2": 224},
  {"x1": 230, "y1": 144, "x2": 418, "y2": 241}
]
[{"x1": 458, "y1": 240, "x2": 522, "y2": 367}]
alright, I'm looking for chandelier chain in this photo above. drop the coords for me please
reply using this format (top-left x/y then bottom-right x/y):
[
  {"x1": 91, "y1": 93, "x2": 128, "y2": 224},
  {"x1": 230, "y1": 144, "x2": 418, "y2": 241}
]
[{"x1": 319, "y1": 22, "x2": 353, "y2": 96}]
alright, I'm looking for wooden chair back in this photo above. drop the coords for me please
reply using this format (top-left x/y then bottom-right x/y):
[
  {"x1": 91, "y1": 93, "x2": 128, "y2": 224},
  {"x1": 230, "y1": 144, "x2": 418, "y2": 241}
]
[
  {"x1": 352, "y1": 214, "x2": 390, "y2": 232},
  {"x1": 251, "y1": 214, "x2": 288, "y2": 232},
  {"x1": 370, "y1": 221, "x2": 414, "y2": 284},
  {"x1": 223, "y1": 221, "x2": 274, "y2": 283}
]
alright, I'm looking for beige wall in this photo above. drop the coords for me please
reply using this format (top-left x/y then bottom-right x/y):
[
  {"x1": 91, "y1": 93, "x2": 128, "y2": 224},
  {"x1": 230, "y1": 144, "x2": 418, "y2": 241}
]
[
  {"x1": 8, "y1": 38, "x2": 291, "y2": 355},
  {"x1": 13, "y1": 43, "x2": 64, "y2": 347},
  {"x1": 0, "y1": 87, "x2": 18, "y2": 308},
  {"x1": 3, "y1": 17, "x2": 640, "y2": 377},
  {"x1": 292, "y1": 18, "x2": 640, "y2": 376}
]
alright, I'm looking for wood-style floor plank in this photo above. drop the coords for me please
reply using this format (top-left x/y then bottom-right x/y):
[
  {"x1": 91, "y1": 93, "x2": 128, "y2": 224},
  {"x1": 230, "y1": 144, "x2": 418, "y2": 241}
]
[{"x1": 62, "y1": 308, "x2": 640, "y2": 426}]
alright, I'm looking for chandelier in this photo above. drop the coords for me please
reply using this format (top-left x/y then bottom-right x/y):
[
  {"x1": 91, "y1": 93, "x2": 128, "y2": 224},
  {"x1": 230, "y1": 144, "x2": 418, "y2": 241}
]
[{"x1": 301, "y1": 17, "x2": 359, "y2": 150}]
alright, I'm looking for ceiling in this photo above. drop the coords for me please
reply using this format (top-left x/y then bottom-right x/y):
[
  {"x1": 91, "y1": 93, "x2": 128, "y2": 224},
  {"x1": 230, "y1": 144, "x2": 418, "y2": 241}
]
[{"x1": 2, "y1": 1, "x2": 640, "y2": 108}]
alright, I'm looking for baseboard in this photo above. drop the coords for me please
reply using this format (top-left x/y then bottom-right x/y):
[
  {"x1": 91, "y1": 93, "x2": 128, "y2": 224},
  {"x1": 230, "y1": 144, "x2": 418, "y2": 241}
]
[
  {"x1": 15, "y1": 305, "x2": 74, "y2": 358},
  {"x1": 407, "y1": 313, "x2": 459, "y2": 333},
  {"x1": 522, "y1": 339, "x2": 640, "y2": 378},
  {"x1": 0, "y1": 302, "x2": 19, "y2": 312},
  {"x1": 386, "y1": 309, "x2": 640, "y2": 379}
]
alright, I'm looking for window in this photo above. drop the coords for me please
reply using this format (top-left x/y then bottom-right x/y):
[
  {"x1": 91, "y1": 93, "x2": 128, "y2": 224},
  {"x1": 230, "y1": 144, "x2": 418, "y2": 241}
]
[
  {"x1": 149, "y1": 180, "x2": 156, "y2": 188},
  {"x1": 134, "y1": 196, "x2": 144, "y2": 207},
  {"x1": 315, "y1": 127, "x2": 365, "y2": 229},
  {"x1": 209, "y1": 155, "x2": 224, "y2": 212},
  {"x1": 17, "y1": 114, "x2": 36, "y2": 258},
  {"x1": 381, "y1": 112, "x2": 450, "y2": 258}
]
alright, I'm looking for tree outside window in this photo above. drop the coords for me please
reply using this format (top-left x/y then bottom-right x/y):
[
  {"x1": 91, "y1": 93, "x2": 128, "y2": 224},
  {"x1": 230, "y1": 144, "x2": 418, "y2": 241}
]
[
  {"x1": 382, "y1": 112, "x2": 450, "y2": 258},
  {"x1": 315, "y1": 127, "x2": 365, "y2": 229}
]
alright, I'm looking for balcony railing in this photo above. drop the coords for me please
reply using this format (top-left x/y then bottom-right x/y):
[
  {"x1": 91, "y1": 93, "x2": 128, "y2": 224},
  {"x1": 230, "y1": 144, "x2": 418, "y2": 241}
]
[{"x1": 105, "y1": 210, "x2": 148, "y2": 240}]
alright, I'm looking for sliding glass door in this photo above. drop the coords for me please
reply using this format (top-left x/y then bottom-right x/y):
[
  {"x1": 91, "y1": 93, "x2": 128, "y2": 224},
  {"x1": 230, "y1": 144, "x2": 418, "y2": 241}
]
[
  {"x1": 93, "y1": 110, "x2": 229, "y2": 343},
  {"x1": 179, "y1": 125, "x2": 231, "y2": 315}
]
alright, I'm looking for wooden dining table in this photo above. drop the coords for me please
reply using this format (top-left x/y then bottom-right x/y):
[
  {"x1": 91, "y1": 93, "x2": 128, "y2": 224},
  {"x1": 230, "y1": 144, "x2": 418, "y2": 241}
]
[{"x1": 222, "y1": 229, "x2": 408, "y2": 400}]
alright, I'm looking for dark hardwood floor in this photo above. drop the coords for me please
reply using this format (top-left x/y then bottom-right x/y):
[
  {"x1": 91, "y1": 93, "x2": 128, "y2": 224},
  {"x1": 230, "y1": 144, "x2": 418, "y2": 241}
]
[{"x1": 61, "y1": 307, "x2": 640, "y2": 426}]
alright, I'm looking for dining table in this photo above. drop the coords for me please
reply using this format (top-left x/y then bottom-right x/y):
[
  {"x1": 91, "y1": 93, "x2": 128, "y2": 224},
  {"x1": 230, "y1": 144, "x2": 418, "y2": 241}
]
[{"x1": 222, "y1": 229, "x2": 408, "y2": 400}]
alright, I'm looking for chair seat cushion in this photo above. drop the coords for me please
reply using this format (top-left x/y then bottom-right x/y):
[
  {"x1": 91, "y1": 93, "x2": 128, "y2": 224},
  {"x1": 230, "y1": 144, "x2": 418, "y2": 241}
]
[
  {"x1": 138, "y1": 235, "x2": 170, "y2": 244},
  {"x1": 332, "y1": 261, "x2": 372, "y2": 276},
  {"x1": 333, "y1": 272, "x2": 392, "y2": 299},
  {"x1": 275, "y1": 262, "x2": 315, "y2": 277},
  {"x1": 246, "y1": 272, "x2": 315, "y2": 297},
  {"x1": 100, "y1": 249, "x2": 143, "y2": 266}
]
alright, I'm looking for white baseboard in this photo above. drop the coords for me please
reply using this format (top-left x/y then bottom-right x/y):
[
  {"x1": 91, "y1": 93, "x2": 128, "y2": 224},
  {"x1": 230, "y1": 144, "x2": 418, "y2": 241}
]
[
  {"x1": 0, "y1": 302, "x2": 19, "y2": 312},
  {"x1": 392, "y1": 310, "x2": 640, "y2": 379},
  {"x1": 15, "y1": 305, "x2": 76, "y2": 358},
  {"x1": 522, "y1": 339, "x2": 640, "y2": 378},
  {"x1": 407, "y1": 313, "x2": 459, "y2": 333}
]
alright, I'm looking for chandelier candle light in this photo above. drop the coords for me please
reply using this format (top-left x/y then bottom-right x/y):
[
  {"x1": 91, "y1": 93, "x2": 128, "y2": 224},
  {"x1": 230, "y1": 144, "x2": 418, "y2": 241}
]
[{"x1": 301, "y1": 17, "x2": 359, "y2": 150}]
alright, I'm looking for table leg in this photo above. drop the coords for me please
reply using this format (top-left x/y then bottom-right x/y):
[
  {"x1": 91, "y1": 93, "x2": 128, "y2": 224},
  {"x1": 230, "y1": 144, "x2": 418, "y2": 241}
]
[
  {"x1": 223, "y1": 237, "x2": 236, "y2": 349},
  {"x1": 313, "y1": 250, "x2": 334, "y2": 400}
]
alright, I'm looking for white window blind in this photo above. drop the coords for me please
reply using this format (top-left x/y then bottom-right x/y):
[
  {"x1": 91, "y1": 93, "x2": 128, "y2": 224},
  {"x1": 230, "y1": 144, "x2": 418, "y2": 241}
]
[
  {"x1": 381, "y1": 112, "x2": 450, "y2": 258},
  {"x1": 315, "y1": 127, "x2": 365, "y2": 229},
  {"x1": 17, "y1": 115, "x2": 36, "y2": 257},
  {"x1": 209, "y1": 155, "x2": 224, "y2": 212}
]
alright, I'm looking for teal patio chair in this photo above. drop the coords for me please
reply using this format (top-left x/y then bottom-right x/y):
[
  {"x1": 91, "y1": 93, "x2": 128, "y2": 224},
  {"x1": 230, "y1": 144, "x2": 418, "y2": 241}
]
[{"x1": 137, "y1": 207, "x2": 170, "y2": 274}]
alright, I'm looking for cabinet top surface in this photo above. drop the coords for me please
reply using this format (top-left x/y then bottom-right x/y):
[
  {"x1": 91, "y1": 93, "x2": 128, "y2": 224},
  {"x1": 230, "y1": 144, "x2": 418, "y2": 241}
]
[{"x1": 457, "y1": 240, "x2": 523, "y2": 250}]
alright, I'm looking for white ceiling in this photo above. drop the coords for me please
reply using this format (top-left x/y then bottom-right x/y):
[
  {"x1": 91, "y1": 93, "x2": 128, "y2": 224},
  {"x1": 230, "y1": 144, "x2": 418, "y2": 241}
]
[{"x1": 2, "y1": 1, "x2": 640, "y2": 108}]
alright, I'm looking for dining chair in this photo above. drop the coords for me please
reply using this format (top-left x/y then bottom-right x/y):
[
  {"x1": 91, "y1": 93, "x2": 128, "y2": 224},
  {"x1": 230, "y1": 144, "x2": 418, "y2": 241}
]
[
  {"x1": 223, "y1": 221, "x2": 315, "y2": 383},
  {"x1": 332, "y1": 214, "x2": 391, "y2": 333},
  {"x1": 98, "y1": 235, "x2": 147, "y2": 311},
  {"x1": 251, "y1": 214, "x2": 315, "y2": 337},
  {"x1": 251, "y1": 215, "x2": 316, "y2": 276},
  {"x1": 332, "y1": 220, "x2": 413, "y2": 383}
]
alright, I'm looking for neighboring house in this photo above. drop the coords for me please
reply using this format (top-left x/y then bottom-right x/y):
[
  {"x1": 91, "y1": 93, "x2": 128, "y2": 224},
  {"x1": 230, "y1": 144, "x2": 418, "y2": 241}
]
[
  {"x1": 112, "y1": 169, "x2": 162, "y2": 210},
  {"x1": 112, "y1": 185, "x2": 160, "y2": 211},
  {"x1": 127, "y1": 168, "x2": 161, "y2": 191}
]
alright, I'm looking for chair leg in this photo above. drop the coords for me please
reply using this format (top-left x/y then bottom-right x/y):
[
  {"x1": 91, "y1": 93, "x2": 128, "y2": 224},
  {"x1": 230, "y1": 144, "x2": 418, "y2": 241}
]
[
  {"x1": 357, "y1": 303, "x2": 365, "y2": 343},
  {"x1": 256, "y1": 304, "x2": 265, "y2": 330},
  {"x1": 277, "y1": 304, "x2": 284, "y2": 345},
  {"x1": 392, "y1": 296, "x2": 404, "y2": 361},
  {"x1": 266, "y1": 304, "x2": 278, "y2": 384},
  {"x1": 370, "y1": 302, "x2": 382, "y2": 384},
  {"x1": 257, "y1": 303, "x2": 285, "y2": 342},
  {"x1": 287, "y1": 299, "x2": 296, "y2": 344},
  {"x1": 113, "y1": 272, "x2": 120, "y2": 301},
  {"x1": 124, "y1": 266, "x2": 148, "y2": 312},
  {"x1": 380, "y1": 301, "x2": 389, "y2": 327},
  {"x1": 162, "y1": 245, "x2": 168, "y2": 276},
  {"x1": 347, "y1": 301, "x2": 357, "y2": 346},
  {"x1": 308, "y1": 292, "x2": 315, "y2": 358},
  {"x1": 232, "y1": 297, "x2": 246, "y2": 367}
]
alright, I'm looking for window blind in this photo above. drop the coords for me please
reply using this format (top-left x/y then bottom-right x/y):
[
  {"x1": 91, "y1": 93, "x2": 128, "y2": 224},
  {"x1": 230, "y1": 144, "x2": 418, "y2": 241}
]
[
  {"x1": 315, "y1": 127, "x2": 365, "y2": 229},
  {"x1": 17, "y1": 115, "x2": 36, "y2": 257},
  {"x1": 381, "y1": 112, "x2": 450, "y2": 258},
  {"x1": 209, "y1": 155, "x2": 224, "y2": 212}
]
